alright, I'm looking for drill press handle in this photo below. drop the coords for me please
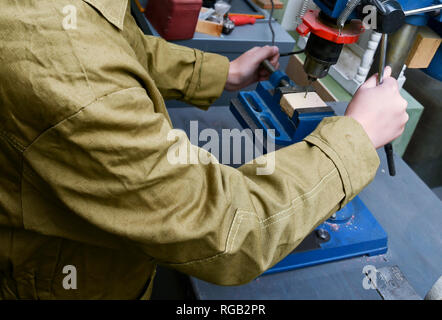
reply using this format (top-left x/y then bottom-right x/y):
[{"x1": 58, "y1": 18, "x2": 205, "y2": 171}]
[
  {"x1": 261, "y1": 59, "x2": 277, "y2": 74},
  {"x1": 377, "y1": 33, "x2": 397, "y2": 176},
  {"x1": 261, "y1": 59, "x2": 291, "y2": 87}
]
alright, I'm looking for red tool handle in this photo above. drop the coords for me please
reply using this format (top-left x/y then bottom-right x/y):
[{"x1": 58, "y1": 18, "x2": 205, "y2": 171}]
[{"x1": 229, "y1": 15, "x2": 256, "y2": 26}]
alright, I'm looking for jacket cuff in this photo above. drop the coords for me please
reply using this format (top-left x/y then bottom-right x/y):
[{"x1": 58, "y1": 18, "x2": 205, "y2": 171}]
[
  {"x1": 184, "y1": 50, "x2": 230, "y2": 108},
  {"x1": 304, "y1": 116, "x2": 380, "y2": 208}
]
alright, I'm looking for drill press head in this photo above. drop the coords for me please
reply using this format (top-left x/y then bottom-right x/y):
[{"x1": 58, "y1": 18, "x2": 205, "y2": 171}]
[{"x1": 297, "y1": 10, "x2": 364, "y2": 81}]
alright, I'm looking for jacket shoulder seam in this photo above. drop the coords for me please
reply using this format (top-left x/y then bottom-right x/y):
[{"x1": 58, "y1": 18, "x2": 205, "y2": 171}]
[{"x1": 82, "y1": 0, "x2": 127, "y2": 30}]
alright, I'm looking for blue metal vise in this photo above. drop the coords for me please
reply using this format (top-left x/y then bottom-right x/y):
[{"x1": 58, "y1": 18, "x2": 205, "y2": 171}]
[
  {"x1": 231, "y1": 70, "x2": 335, "y2": 147},
  {"x1": 230, "y1": 70, "x2": 388, "y2": 274}
]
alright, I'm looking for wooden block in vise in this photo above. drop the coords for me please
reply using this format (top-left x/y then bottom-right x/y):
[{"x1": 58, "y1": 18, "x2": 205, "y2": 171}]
[
  {"x1": 252, "y1": 0, "x2": 284, "y2": 9},
  {"x1": 280, "y1": 92, "x2": 327, "y2": 118},
  {"x1": 406, "y1": 26, "x2": 442, "y2": 69}
]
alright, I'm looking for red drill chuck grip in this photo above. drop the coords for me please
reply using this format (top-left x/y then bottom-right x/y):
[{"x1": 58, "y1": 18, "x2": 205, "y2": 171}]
[{"x1": 296, "y1": 10, "x2": 364, "y2": 44}]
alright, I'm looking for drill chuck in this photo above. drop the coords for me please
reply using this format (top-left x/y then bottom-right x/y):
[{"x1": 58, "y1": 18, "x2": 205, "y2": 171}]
[{"x1": 303, "y1": 33, "x2": 344, "y2": 80}]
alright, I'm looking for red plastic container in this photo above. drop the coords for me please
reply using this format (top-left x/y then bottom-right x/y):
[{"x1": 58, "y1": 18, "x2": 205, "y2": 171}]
[{"x1": 144, "y1": 0, "x2": 203, "y2": 40}]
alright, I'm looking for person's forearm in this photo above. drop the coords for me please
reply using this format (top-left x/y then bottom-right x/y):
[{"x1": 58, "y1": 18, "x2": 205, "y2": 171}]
[{"x1": 140, "y1": 33, "x2": 229, "y2": 107}]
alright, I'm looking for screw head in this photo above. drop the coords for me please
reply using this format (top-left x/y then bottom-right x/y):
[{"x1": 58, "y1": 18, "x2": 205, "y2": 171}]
[{"x1": 316, "y1": 228, "x2": 330, "y2": 242}]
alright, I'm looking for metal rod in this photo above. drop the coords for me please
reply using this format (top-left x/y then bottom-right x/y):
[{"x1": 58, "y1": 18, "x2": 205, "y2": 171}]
[
  {"x1": 269, "y1": 0, "x2": 275, "y2": 46},
  {"x1": 378, "y1": 33, "x2": 396, "y2": 176},
  {"x1": 367, "y1": 24, "x2": 419, "y2": 80},
  {"x1": 404, "y1": 4, "x2": 442, "y2": 16},
  {"x1": 367, "y1": 24, "x2": 419, "y2": 177},
  {"x1": 378, "y1": 34, "x2": 388, "y2": 85}
]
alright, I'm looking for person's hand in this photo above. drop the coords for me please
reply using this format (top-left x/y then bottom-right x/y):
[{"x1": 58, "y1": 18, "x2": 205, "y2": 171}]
[
  {"x1": 225, "y1": 46, "x2": 280, "y2": 91},
  {"x1": 345, "y1": 66, "x2": 409, "y2": 149}
]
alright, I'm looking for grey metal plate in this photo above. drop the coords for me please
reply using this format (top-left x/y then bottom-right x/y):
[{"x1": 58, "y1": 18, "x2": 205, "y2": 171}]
[{"x1": 375, "y1": 266, "x2": 421, "y2": 300}]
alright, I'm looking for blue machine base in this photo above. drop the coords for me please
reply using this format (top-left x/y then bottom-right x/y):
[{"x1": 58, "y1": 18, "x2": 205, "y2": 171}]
[
  {"x1": 230, "y1": 73, "x2": 388, "y2": 275},
  {"x1": 263, "y1": 196, "x2": 388, "y2": 275}
]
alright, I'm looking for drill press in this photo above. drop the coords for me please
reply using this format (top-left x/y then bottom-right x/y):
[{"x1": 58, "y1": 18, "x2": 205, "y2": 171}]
[
  {"x1": 230, "y1": 0, "x2": 442, "y2": 274},
  {"x1": 297, "y1": 8, "x2": 364, "y2": 82}
]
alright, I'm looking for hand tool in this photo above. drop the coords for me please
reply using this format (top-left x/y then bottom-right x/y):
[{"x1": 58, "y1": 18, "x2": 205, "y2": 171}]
[
  {"x1": 229, "y1": 15, "x2": 256, "y2": 26},
  {"x1": 228, "y1": 13, "x2": 265, "y2": 19}
]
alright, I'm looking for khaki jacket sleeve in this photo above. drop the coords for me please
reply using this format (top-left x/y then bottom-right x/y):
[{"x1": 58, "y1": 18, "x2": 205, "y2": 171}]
[
  {"x1": 23, "y1": 84, "x2": 379, "y2": 285},
  {"x1": 139, "y1": 32, "x2": 230, "y2": 107}
]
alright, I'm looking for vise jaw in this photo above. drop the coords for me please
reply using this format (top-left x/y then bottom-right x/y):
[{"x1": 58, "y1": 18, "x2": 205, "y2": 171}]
[{"x1": 230, "y1": 70, "x2": 335, "y2": 147}]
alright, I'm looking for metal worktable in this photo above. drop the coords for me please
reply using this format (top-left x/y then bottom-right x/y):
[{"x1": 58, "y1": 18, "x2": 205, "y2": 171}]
[
  {"x1": 165, "y1": 102, "x2": 442, "y2": 300},
  {"x1": 131, "y1": 0, "x2": 296, "y2": 107}
]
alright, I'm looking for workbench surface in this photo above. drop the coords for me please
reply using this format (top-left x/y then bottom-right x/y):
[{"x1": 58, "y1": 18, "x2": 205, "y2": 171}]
[
  {"x1": 167, "y1": 102, "x2": 442, "y2": 300},
  {"x1": 132, "y1": 0, "x2": 294, "y2": 53},
  {"x1": 131, "y1": 0, "x2": 295, "y2": 107}
]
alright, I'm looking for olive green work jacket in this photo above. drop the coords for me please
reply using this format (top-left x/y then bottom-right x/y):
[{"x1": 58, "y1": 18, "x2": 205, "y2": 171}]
[{"x1": 0, "y1": 0, "x2": 380, "y2": 299}]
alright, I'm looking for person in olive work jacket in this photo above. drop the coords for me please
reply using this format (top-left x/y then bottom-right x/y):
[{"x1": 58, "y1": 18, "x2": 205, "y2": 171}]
[{"x1": 0, "y1": 0, "x2": 409, "y2": 299}]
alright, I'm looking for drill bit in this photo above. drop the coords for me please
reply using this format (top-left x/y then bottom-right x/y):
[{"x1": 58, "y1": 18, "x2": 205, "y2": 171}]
[{"x1": 304, "y1": 78, "x2": 314, "y2": 98}]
